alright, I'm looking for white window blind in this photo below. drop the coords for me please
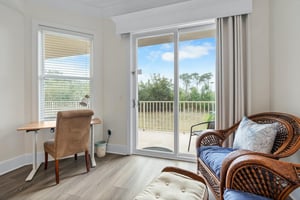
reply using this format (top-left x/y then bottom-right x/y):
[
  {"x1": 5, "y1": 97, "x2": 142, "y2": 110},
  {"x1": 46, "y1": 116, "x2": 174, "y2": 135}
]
[{"x1": 38, "y1": 26, "x2": 93, "y2": 120}]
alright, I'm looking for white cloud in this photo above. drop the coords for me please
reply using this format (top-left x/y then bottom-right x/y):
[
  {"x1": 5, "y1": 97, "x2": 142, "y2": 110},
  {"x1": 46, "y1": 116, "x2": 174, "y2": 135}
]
[
  {"x1": 147, "y1": 50, "x2": 162, "y2": 61},
  {"x1": 161, "y1": 52, "x2": 174, "y2": 62},
  {"x1": 162, "y1": 43, "x2": 214, "y2": 62},
  {"x1": 161, "y1": 43, "x2": 172, "y2": 50}
]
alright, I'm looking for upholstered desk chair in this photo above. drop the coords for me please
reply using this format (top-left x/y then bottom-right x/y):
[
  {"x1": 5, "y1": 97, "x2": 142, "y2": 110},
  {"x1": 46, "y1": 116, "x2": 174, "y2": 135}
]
[{"x1": 44, "y1": 109, "x2": 94, "y2": 184}]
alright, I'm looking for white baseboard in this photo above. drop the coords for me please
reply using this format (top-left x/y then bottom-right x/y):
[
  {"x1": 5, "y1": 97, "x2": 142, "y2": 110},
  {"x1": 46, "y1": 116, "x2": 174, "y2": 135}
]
[
  {"x1": 106, "y1": 143, "x2": 129, "y2": 155},
  {"x1": 0, "y1": 152, "x2": 44, "y2": 176},
  {"x1": 0, "y1": 144, "x2": 129, "y2": 176}
]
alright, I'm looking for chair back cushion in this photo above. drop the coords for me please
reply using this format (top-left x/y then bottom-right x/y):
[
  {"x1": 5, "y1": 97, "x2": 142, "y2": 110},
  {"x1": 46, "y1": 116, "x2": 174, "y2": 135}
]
[
  {"x1": 247, "y1": 112, "x2": 300, "y2": 156},
  {"x1": 54, "y1": 109, "x2": 94, "y2": 158},
  {"x1": 233, "y1": 116, "x2": 278, "y2": 153}
]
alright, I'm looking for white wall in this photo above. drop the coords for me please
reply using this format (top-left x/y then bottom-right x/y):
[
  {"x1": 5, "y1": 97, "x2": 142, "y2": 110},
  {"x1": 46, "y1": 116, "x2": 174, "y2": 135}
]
[
  {"x1": 250, "y1": 0, "x2": 300, "y2": 117},
  {"x1": 0, "y1": 1, "x2": 105, "y2": 173},
  {"x1": 270, "y1": 0, "x2": 300, "y2": 117},
  {"x1": 0, "y1": 3, "x2": 25, "y2": 170},
  {"x1": 113, "y1": 0, "x2": 252, "y2": 34},
  {"x1": 102, "y1": 19, "x2": 130, "y2": 153},
  {"x1": 249, "y1": 0, "x2": 271, "y2": 114},
  {"x1": 269, "y1": 2, "x2": 300, "y2": 198}
]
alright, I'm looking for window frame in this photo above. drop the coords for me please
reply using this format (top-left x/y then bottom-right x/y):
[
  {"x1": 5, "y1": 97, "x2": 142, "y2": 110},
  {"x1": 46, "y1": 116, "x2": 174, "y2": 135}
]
[{"x1": 37, "y1": 25, "x2": 94, "y2": 121}]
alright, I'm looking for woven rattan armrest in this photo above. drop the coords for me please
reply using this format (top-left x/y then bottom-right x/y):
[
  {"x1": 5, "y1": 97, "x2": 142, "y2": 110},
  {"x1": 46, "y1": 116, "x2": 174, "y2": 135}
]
[
  {"x1": 225, "y1": 154, "x2": 300, "y2": 200},
  {"x1": 195, "y1": 121, "x2": 241, "y2": 150},
  {"x1": 195, "y1": 130, "x2": 226, "y2": 148},
  {"x1": 219, "y1": 149, "x2": 280, "y2": 199}
]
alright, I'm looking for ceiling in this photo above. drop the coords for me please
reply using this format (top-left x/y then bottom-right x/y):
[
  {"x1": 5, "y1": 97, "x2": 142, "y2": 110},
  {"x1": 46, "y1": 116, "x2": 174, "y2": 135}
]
[
  {"x1": 0, "y1": 0, "x2": 193, "y2": 19},
  {"x1": 72, "y1": 0, "x2": 191, "y2": 17},
  {"x1": 27, "y1": 0, "x2": 191, "y2": 18}
]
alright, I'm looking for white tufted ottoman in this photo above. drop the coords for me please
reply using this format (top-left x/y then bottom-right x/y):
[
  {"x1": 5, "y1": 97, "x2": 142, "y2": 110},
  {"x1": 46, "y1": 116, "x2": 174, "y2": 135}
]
[{"x1": 134, "y1": 167, "x2": 208, "y2": 200}]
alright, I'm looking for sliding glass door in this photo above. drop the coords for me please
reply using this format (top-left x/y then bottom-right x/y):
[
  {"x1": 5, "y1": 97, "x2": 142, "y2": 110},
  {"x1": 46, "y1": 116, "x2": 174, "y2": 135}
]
[{"x1": 132, "y1": 23, "x2": 216, "y2": 159}]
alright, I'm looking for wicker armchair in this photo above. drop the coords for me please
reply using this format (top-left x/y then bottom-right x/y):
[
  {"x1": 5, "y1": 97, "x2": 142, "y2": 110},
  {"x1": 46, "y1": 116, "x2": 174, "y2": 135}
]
[
  {"x1": 224, "y1": 154, "x2": 300, "y2": 200},
  {"x1": 196, "y1": 112, "x2": 300, "y2": 200}
]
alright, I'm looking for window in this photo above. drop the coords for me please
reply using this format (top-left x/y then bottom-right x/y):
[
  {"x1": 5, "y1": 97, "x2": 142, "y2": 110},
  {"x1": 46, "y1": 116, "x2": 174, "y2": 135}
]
[{"x1": 38, "y1": 26, "x2": 93, "y2": 120}]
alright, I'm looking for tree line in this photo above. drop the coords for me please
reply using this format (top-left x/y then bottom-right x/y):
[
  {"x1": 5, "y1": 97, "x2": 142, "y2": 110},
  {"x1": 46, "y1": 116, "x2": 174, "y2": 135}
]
[{"x1": 138, "y1": 72, "x2": 215, "y2": 101}]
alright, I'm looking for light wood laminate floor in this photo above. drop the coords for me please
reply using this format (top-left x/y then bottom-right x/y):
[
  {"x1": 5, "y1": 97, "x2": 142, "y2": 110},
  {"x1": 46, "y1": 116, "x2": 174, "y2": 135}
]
[{"x1": 0, "y1": 154, "x2": 215, "y2": 200}]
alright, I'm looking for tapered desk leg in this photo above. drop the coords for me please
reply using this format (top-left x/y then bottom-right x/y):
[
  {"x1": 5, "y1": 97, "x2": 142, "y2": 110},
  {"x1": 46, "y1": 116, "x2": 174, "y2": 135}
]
[
  {"x1": 90, "y1": 125, "x2": 96, "y2": 168},
  {"x1": 26, "y1": 130, "x2": 41, "y2": 181}
]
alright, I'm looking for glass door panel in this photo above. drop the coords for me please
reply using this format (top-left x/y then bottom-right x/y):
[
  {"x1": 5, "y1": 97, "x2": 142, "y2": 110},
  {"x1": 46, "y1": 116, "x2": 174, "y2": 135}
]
[
  {"x1": 178, "y1": 28, "x2": 216, "y2": 154},
  {"x1": 136, "y1": 33, "x2": 175, "y2": 153}
]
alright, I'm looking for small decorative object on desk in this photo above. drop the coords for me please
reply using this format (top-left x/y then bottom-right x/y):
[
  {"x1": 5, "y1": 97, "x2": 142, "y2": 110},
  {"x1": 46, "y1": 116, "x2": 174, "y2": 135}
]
[{"x1": 80, "y1": 95, "x2": 90, "y2": 107}]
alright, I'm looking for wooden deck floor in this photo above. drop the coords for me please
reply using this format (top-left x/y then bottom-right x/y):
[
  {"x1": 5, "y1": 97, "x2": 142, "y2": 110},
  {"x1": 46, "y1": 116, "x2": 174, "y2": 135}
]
[{"x1": 137, "y1": 129, "x2": 198, "y2": 155}]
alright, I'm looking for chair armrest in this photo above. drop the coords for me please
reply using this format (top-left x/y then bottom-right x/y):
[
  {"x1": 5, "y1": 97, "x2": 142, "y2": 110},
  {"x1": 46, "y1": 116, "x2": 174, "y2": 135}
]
[
  {"x1": 195, "y1": 121, "x2": 242, "y2": 149},
  {"x1": 195, "y1": 130, "x2": 226, "y2": 149},
  {"x1": 191, "y1": 121, "x2": 213, "y2": 132},
  {"x1": 162, "y1": 167, "x2": 206, "y2": 184},
  {"x1": 219, "y1": 149, "x2": 281, "y2": 200},
  {"x1": 224, "y1": 154, "x2": 300, "y2": 200}
]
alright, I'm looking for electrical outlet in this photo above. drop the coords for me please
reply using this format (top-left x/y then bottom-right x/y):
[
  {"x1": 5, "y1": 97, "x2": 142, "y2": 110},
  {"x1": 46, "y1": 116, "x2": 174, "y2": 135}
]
[{"x1": 107, "y1": 129, "x2": 112, "y2": 136}]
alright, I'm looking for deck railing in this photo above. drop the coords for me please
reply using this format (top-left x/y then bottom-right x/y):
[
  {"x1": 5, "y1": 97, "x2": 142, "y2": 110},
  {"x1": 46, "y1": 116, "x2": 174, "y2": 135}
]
[
  {"x1": 138, "y1": 101, "x2": 215, "y2": 133},
  {"x1": 43, "y1": 101, "x2": 88, "y2": 120},
  {"x1": 44, "y1": 100, "x2": 216, "y2": 132}
]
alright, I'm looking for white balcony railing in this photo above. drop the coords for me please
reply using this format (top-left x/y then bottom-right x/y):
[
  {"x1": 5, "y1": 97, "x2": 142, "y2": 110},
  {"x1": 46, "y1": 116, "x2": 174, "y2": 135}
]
[
  {"x1": 44, "y1": 100, "x2": 216, "y2": 133},
  {"x1": 138, "y1": 101, "x2": 215, "y2": 133},
  {"x1": 43, "y1": 101, "x2": 89, "y2": 120}
]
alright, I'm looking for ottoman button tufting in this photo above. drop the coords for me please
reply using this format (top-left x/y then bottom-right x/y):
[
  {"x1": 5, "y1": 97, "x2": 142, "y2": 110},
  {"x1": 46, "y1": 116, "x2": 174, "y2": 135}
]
[{"x1": 134, "y1": 167, "x2": 208, "y2": 200}]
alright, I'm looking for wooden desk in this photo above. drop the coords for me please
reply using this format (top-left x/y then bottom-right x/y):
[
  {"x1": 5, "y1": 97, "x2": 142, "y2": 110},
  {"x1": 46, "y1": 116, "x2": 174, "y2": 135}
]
[{"x1": 17, "y1": 118, "x2": 101, "y2": 181}]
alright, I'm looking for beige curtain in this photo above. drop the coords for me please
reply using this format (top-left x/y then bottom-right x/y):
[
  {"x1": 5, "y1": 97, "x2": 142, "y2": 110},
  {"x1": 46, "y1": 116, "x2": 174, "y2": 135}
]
[{"x1": 216, "y1": 14, "x2": 250, "y2": 147}]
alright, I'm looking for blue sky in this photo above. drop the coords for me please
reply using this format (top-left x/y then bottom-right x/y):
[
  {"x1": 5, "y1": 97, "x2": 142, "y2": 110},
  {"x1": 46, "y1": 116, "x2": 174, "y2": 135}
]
[{"x1": 137, "y1": 37, "x2": 216, "y2": 89}]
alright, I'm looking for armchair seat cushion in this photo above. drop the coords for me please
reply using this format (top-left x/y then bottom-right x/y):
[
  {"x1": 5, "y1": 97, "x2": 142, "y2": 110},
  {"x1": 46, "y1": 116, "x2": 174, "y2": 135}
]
[
  {"x1": 198, "y1": 146, "x2": 235, "y2": 178},
  {"x1": 224, "y1": 189, "x2": 273, "y2": 200}
]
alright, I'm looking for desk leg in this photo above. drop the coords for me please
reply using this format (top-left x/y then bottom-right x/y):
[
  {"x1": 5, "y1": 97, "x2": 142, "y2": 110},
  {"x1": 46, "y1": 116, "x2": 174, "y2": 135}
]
[
  {"x1": 90, "y1": 125, "x2": 96, "y2": 168},
  {"x1": 26, "y1": 130, "x2": 41, "y2": 181}
]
